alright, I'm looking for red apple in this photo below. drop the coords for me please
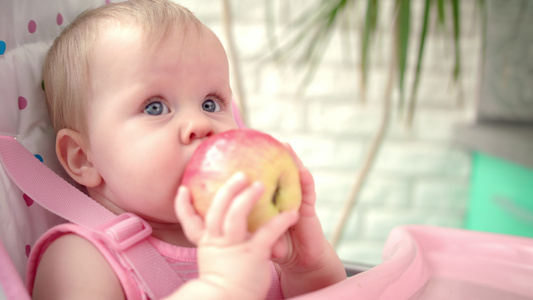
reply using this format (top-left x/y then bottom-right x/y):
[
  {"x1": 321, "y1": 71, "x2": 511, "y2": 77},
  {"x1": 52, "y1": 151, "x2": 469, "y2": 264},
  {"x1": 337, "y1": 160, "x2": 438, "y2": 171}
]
[{"x1": 181, "y1": 128, "x2": 302, "y2": 232}]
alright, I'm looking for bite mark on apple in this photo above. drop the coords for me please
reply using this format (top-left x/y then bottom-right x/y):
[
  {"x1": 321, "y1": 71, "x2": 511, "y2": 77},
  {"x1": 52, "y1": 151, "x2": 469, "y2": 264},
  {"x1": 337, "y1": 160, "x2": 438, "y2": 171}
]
[{"x1": 272, "y1": 185, "x2": 280, "y2": 209}]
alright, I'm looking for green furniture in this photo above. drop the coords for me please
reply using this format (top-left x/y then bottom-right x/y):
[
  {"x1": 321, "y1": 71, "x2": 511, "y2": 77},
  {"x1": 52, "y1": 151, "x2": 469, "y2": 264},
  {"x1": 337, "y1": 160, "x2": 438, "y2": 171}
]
[{"x1": 466, "y1": 152, "x2": 533, "y2": 237}]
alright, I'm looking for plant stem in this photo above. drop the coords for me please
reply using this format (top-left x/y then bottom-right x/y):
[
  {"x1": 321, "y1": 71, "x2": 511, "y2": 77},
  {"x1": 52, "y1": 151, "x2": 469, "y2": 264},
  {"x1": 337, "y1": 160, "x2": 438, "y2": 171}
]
[
  {"x1": 329, "y1": 20, "x2": 395, "y2": 249},
  {"x1": 221, "y1": 0, "x2": 248, "y2": 124}
]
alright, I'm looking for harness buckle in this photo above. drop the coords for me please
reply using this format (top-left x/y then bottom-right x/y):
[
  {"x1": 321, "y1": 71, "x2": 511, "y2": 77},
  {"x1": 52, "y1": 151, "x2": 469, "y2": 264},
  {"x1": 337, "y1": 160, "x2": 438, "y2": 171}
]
[{"x1": 96, "y1": 213, "x2": 153, "y2": 251}]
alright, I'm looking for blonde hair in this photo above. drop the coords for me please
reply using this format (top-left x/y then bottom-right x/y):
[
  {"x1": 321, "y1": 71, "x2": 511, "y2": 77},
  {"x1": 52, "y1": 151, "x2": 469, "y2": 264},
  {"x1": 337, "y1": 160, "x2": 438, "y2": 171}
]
[{"x1": 43, "y1": 0, "x2": 203, "y2": 135}]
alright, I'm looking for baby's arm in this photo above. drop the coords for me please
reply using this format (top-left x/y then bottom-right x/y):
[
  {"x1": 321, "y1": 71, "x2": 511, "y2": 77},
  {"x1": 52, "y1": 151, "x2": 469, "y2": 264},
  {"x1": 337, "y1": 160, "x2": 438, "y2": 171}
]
[
  {"x1": 33, "y1": 234, "x2": 125, "y2": 300},
  {"x1": 171, "y1": 172, "x2": 298, "y2": 300}
]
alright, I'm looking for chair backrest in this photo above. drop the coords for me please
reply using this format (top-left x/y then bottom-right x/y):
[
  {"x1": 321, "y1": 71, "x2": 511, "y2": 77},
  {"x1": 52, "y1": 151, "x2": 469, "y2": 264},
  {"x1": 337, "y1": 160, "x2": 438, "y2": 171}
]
[{"x1": 0, "y1": 1, "x2": 108, "y2": 298}]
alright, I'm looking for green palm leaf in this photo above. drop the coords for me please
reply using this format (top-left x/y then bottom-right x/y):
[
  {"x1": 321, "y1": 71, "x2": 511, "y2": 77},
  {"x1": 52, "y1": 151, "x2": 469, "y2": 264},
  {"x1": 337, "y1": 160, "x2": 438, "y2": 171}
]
[
  {"x1": 361, "y1": 0, "x2": 378, "y2": 102},
  {"x1": 406, "y1": 0, "x2": 431, "y2": 126},
  {"x1": 396, "y1": 0, "x2": 411, "y2": 113}
]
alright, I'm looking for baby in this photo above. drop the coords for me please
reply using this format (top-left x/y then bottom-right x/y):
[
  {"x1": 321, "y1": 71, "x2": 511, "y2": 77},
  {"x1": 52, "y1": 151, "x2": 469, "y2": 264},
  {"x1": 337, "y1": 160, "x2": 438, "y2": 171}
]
[{"x1": 29, "y1": 0, "x2": 346, "y2": 299}]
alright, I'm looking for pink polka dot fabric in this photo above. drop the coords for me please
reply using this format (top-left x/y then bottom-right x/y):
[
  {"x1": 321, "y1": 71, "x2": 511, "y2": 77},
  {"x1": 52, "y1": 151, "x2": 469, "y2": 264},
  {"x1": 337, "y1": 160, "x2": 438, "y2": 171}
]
[
  {"x1": 27, "y1": 20, "x2": 37, "y2": 33},
  {"x1": 57, "y1": 13, "x2": 64, "y2": 26},
  {"x1": 0, "y1": 0, "x2": 111, "y2": 295},
  {"x1": 18, "y1": 96, "x2": 27, "y2": 110}
]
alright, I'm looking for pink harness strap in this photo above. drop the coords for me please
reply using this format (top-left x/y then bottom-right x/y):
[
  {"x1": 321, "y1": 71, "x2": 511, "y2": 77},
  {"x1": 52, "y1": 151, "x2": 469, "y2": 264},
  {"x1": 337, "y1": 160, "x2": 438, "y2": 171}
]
[{"x1": 0, "y1": 136, "x2": 182, "y2": 299}]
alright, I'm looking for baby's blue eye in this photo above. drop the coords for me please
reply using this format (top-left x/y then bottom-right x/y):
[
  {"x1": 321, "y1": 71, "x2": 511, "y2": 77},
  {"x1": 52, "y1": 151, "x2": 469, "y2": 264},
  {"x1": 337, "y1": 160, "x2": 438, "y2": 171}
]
[
  {"x1": 144, "y1": 101, "x2": 170, "y2": 115},
  {"x1": 202, "y1": 99, "x2": 220, "y2": 112}
]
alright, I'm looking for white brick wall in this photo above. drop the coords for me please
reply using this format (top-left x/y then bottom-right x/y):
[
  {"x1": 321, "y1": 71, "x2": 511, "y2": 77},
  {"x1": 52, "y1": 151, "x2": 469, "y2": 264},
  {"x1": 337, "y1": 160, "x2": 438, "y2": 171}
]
[{"x1": 179, "y1": 0, "x2": 480, "y2": 265}]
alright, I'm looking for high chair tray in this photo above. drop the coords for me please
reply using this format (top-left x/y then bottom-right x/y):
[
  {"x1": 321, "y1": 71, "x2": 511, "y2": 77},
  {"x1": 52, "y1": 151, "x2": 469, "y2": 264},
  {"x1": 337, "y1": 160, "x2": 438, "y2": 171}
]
[{"x1": 293, "y1": 225, "x2": 533, "y2": 300}]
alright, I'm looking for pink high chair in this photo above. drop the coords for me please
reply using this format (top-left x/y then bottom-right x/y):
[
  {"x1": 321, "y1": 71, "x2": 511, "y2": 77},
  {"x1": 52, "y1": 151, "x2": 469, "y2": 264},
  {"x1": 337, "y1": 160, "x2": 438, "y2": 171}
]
[{"x1": 1, "y1": 1, "x2": 532, "y2": 299}]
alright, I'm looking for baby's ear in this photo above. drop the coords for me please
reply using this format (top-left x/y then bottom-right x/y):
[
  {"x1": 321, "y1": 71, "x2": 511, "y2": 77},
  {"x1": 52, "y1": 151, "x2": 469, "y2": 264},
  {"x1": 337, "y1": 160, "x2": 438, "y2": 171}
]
[{"x1": 56, "y1": 129, "x2": 101, "y2": 188}]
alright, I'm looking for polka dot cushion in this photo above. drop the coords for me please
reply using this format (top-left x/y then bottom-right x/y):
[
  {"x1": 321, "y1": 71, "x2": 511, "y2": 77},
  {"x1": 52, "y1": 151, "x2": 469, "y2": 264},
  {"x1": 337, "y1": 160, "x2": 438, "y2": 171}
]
[{"x1": 0, "y1": 0, "x2": 114, "y2": 285}]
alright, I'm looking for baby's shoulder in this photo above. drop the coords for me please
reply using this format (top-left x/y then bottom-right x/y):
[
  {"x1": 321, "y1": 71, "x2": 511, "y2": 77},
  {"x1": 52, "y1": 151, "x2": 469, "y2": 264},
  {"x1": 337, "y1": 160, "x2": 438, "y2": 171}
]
[
  {"x1": 32, "y1": 233, "x2": 125, "y2": 300},
  {"x1": 39, "y1": 232, "x2": 108, "y2": 264}
]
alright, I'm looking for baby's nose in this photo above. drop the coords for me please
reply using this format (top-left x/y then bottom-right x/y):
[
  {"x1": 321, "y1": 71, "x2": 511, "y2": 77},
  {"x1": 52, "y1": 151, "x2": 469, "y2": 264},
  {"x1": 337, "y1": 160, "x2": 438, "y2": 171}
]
[{"x1": 180, "y1": 115, "x2": 213, "y2": 144}]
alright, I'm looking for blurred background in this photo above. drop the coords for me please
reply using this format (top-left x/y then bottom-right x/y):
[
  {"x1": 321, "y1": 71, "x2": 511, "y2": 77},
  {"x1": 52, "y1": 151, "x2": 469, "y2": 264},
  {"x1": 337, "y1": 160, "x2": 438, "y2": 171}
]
[{"x1": 177, "y1": 0, "x2": 532, "y2": 267}]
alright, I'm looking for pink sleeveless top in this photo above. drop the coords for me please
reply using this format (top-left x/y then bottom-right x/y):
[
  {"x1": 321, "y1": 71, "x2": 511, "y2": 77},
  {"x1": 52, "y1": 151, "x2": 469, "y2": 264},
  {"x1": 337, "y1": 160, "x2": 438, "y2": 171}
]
[{"x1": 26, "y1": 223, "x2": 284, "y2": 299}]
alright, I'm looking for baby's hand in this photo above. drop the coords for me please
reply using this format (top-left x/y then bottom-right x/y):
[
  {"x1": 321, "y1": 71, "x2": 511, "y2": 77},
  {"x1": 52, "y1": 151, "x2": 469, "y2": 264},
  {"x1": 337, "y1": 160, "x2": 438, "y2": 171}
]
[
  {"x1": 271, "y1": 144, "x2": 347, "y2": 297},
  {"x1": 175, "y1": 172, "x2": 298, "y2": 299}
]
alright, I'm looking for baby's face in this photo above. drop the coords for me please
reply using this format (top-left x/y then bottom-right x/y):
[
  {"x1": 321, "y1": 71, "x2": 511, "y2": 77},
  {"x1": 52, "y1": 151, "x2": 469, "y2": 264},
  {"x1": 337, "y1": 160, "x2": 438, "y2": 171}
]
[{"x1": 83, "y1": 24, "x2": 237, "y2": 223}]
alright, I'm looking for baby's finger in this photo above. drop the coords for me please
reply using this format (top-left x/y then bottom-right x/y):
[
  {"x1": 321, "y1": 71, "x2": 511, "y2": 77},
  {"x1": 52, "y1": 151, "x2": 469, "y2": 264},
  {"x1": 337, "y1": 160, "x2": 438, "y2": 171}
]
[
  {"x1": 223, "y1": 181, "x2": 264, "y2": 241},
  {"x1": 299, "y1": 168, "x2": 317, "y2": 208},
  {"x1": 252, "y1": 210, "x2": 299, "y2": 249},
  {"x1": 283, "y1": 142, "x2": 316, "y2": 210},
  {"x1": 205, "y1": 172, "x2": 249, "y2": 236},
  {"x1": 175, "y1": 186, "x2": 203, "y2": 244},
  {"x1": 270, "y1": 234, "x2": 289, "y2": 261}
]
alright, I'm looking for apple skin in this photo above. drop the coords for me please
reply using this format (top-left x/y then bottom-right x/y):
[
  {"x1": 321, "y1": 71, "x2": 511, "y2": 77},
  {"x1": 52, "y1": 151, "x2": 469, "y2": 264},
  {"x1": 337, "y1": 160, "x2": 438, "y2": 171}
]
[{"x1": 181, "y1": 128, "x2": 302, "y2": 232}]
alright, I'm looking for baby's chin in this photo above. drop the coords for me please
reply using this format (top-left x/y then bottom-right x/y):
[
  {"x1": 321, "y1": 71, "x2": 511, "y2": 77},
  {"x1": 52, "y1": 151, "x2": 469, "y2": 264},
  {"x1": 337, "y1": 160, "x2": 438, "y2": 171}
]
[
  {"x1": 139, "y1": 211, "x2": 180, "y2": 226},
  {"x1": 148, "y1": 219, "x2": 195, "y2": 247}
]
